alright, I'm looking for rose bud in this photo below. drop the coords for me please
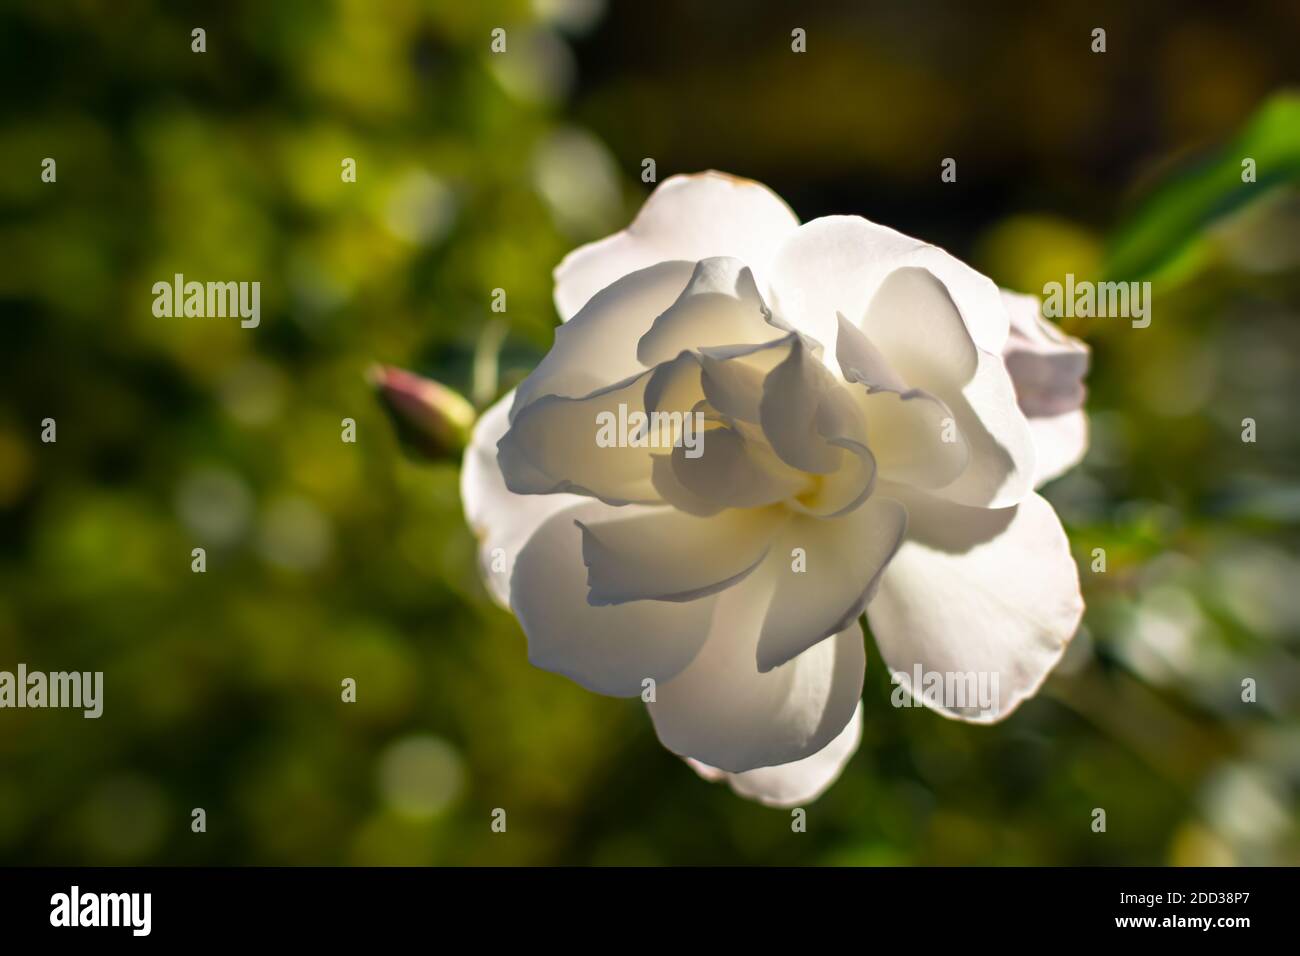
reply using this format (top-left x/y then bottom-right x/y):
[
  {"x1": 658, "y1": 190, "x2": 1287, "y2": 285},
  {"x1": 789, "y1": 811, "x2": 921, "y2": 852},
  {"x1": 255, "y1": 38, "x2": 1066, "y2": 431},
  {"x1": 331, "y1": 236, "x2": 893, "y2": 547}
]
[{"x1": 369, "y1": 364, "x2": 476, "y2": 461}]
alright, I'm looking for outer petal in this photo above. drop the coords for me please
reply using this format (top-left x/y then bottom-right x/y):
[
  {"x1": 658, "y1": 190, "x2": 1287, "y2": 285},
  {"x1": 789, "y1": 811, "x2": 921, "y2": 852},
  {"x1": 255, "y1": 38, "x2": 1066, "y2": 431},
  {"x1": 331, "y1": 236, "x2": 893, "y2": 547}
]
[
  {"x1": 686, "y1": 703, "x2": 862, "y2": 808},
  {"x1": 866, "y1": 489, "x2": 1084, "y2": 723},
  {"x1": 1000, "y1": 291, "x2": 1090, "y2": 486},
  {"x1": 647, "y1": 568, "x2": 866, "y2": 773},
  {"x1": 461, "y1": 391, "x2": 583, "y2": 607},
  {"x1": 554, "y1": 172, "x2": 800, "y2": 322},
  {"x1": 766, "y1": 215, "x2": 1012, "y2": 359},
  {"x1": 1026, "y1": 411, "x2": 1089, "y2": 487},
  {"x1": 511, "y1": 500, "x2": 718, "y2": 697}
]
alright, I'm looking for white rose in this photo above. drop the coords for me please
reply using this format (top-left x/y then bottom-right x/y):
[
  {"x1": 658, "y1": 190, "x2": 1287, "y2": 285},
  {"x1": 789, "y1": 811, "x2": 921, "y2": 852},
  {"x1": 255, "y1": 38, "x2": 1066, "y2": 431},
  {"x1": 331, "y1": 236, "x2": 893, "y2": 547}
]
[{"x1": 462, "y1": 172, "x2": 1087, "y2": 806}]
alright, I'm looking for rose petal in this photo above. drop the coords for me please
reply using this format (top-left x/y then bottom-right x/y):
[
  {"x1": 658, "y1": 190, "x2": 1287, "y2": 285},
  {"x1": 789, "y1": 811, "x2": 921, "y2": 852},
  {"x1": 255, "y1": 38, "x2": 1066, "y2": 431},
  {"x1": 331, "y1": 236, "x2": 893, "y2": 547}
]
[
  {"x1": 755, "y1": 495, "x2": 907, "y2": 671},
  {"x1": 1026, "y1": 410, "x2": 1089, "y2": 486},
  {"x1": 699, "y1": 335, "x2": 800, "y2": 425},
  {"x1": 759, "y1": 335, "x2": 861, "y2": 474},
  {"x1": 927, "y1": 349, "x2": 1037, "y2": 508},
  {"x1": 637, "y1": 257, "x2": 784, "y2": 366},
  {"x1": 649, "y1": 451, "x2": 725, "y2": 517},
  {"x1": 866, "y1": 488, "x2": 1084, "y2": 722},
  {"x1": 854, "y1": 268, "x2": 1032, "y2": 506},
  {"x1": 834, "y1": 311, "x2": 907, "y2": 391},
  {"x1": 648, "y1": 568, "x2": 866, "y2": 772},
  {"x1": 858, "y1": 387, "x2": 969, "y2": 489},
  {"x1": 836, "y1": 316, "x2": 969, "y2": 488},
  {"x1": 1001, "y1": 291, "x2": 1089, "y2": 417},
  {"x1": 554, "y1": 172, "x2": 800, "y2": 321},
  {"x1": 662, "y1": 425, "x2": 807, "y2": 514},
  {"x1": 859, "y1": 267, "x2": 979, "y2": 392},
  {"x1": 686, "y1": 703, "x2": 862, "y2": 807},
  {"x1": 782, "y1": 438, "x2": 877, "y2": 519},
  {"x1": 1000, "y1": 291, "x2": 1090, "y2": 486},
  {"x1": 461, "y1": 391, "x2": 584, "y2": 607},
  {"x1": 767, "y1": 215, "x2": 1011, "y2": 359},
  {"x1": 499, "y1": 369, "x2": 663, "y2": 505},
  {"x1": 512, "y1": 260, "x2": 695, "y2": 416},
  {"x1": 511, "y1": 500, "x2": 717, "y2": 697},
  {"x1": 578, "y1": 505, "x2": 785, "y2": 605},
  {"x1": 500, "y1": 353, "x2": 703, "y2": 506}
]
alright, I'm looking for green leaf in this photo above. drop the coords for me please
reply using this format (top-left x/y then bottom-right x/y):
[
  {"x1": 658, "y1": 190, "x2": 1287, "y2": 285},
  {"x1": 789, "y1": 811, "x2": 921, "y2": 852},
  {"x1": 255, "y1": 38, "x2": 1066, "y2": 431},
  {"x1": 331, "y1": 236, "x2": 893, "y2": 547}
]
[{"x1": 1103, "y1": 91, "x2": 1300, "y2": 284}]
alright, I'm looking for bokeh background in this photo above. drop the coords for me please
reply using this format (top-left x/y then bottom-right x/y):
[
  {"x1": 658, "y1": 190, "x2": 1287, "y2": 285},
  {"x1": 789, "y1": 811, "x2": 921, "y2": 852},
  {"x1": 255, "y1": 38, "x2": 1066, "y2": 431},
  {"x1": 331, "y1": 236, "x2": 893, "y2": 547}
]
[{"x1": 1, "y1": 0, "x2": 1298, "y2": 865}]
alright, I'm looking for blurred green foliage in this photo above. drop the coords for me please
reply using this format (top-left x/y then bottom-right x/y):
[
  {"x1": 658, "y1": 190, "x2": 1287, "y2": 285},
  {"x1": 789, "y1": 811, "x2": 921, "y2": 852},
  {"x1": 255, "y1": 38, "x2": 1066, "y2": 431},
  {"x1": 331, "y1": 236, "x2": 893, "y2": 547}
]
[{"x1": 0, "y1": 0, "x2": 1297, "y2": 865}]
